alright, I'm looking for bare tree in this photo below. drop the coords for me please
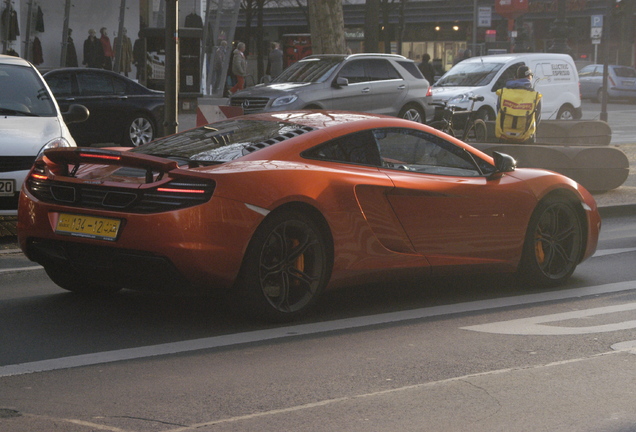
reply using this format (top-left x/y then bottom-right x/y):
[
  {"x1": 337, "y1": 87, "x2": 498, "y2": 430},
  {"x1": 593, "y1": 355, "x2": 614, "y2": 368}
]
[
  {"x1": 307, "y1": 0, "x2": 346, "y2": 54},
  {"x1": 364, "y1": 0, "x2": 380, "y2": 52}
]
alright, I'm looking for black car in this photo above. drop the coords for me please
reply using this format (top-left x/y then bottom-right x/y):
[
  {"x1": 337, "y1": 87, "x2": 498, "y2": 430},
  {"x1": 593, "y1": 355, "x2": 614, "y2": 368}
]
[{"x1": 44, "y1": 68, "x2": 164, "y2": 147}]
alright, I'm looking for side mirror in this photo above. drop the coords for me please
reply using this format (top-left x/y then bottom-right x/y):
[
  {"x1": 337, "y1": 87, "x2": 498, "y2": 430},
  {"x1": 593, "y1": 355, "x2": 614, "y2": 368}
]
[
  {"x1": 492, "y1": 151, "x2": 516, "y2": 173},
  {"x1": 334, "y1": 77, "x2": 349, "y2": 88},
  {"x1": 62, "y1": 104, "x2": 89, "y2": 124}
]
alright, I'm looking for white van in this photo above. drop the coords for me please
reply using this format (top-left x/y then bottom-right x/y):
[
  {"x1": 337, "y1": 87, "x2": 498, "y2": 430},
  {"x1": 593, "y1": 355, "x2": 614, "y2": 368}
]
[
  {"x1": 0, "y1": 55, "x2": 87, "y2": 216},
  {"x1": 431, "y1": 53, "x2": 582, "y2": 121}
]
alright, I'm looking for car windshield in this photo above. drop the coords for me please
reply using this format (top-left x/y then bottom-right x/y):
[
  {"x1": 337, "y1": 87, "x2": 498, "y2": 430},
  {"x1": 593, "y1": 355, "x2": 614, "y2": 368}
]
[
  {"x1": 272, "y1": 57, "x2": 342, "y2": 84},
  {"x1": 131, "y1": 119, "x2": 313, "y2": 163},
  {"x1": 613, "y1": 66, "x2": 636, "y2": 78},
  {"x1": 0, "y1": 64, "x2": 57, "y2": 116},
  {"x1": 434, "y1": 61, "x2": 504, "y2": 87}
]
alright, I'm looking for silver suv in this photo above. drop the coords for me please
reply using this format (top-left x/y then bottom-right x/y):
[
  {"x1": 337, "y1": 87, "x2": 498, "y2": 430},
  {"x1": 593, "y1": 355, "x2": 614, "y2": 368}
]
[{"x1": 229, "y1": 53, "x2": 433, "y2": 123}]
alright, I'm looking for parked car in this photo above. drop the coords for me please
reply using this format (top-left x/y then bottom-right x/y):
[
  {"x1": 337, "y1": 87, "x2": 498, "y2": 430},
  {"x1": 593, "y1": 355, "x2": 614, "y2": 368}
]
[
  {"x1": 18, "y1": 111, "x2": 600, "y2": 321},
  {"x1": 432, "y1": 53, "x2": 582, "y2": 121},
  {"x1": 43, "y1": 68, "x2": 164, "y2": 147},
  {"x1": 0, "y1": 55, "x2": 87, "y2": 216},
  {"x1": 229, "y1": 53, "x2": 434, "y2": 123},
  {"x1": 578, "y1": 64, "x2": 636, "y2": 103}
]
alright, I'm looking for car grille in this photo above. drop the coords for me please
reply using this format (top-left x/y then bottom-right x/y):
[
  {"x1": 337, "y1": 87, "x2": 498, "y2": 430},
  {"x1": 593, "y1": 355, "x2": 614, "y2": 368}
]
[
  {"x1": 27, "y1": 177, "x2": 215, "y2": 214},
  {"x1": 229, "y1": 97, "x2": 270, "y2": 114},
  {"x1": 0, "y1": 156, "x2": 37, "y2": 173}
]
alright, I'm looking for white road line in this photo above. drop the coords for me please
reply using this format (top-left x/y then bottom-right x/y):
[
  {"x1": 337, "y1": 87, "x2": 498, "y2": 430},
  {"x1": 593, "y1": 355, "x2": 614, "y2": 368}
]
[
  {"x1": 0, "y1": 265, "x2": 42, "y2": 274},
  {"x1": 593, "y1": 247, "x2": 636, "y2": 257},
  {"x1": 462, "y1": 302, "x2": 636, "y2": 335},
  {"x1": 1, "y1": 280, "x2": 636, "y2": 378}
]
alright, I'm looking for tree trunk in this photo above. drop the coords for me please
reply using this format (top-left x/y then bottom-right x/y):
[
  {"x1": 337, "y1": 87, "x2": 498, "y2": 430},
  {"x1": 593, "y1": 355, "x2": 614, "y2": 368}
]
[
  {"x1": 364, "y1": 0, "x2": 380, "y2": 53},
  {"x1": 307, "y1": 0, "x2": 346, "y2": 54}
]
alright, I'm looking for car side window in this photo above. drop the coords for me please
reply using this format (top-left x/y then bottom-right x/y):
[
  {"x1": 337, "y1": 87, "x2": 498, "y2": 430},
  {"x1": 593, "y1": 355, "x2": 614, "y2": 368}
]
[
  {"x1": 373, "y1": 128, "x2": 488, "y2": 177},
  {"x1": 338, "y1": 60, "x2": 367, "y2": 84},
  {"x1": 303, "y1": 130, "x2": 382, "y2": 166},
  {"x1": 45, "y1": 73, "x2": 73, "y2": 97},
  {"x1": 112, "y1": 77, "x2": 127, "y2": 95},
  {"x1": 578, "y1": 65, "x2": 595, "y2": 78},
  {"x1": 77, "y1": 73, "x2": 114, "y2": 96},
  {"x1": 492, "y1": 62, "x2": 524, "y2": 91},
  {"x1": 366, "y1": 59, "x2": 401, "y2": 81}
]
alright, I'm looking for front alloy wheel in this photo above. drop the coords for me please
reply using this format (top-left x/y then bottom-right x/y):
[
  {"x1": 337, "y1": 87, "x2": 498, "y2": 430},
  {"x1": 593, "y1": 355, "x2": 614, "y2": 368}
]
[{"x1": 519, "y1": 198, "x2": 583, "y2": 286}]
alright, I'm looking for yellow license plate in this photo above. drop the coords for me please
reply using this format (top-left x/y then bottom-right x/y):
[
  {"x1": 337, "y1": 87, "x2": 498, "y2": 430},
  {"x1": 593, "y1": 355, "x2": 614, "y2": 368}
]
[{"x1": 56, "y1": 213, "x2": 121, "y2": 241}]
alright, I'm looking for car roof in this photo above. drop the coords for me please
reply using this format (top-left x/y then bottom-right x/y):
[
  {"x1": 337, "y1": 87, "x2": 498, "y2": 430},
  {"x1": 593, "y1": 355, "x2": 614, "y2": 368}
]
[
  {"x1": 303, "y1": 53, "x2": 409, "y2": 62},
  {"x1": 0, "y1": 54, "x2": 33, "y2": 67},
  {"x1": 461, "y1": 53, "x2": 575, "y2": 64}
]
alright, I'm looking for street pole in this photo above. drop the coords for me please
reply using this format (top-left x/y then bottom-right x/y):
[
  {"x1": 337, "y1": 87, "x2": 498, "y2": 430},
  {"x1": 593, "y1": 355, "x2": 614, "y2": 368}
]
[
  {"x1": 59, "y1": 0, "x2": 71, "y2": 66},
  {"x1": 164, "y1": 0, "x2": 180, "y2": 136},
  {"x1": 114, "y1": 0, "x2": 127, "y2": 74},
  {"x1": 472, "y1": 0, "x2": 477, "y2": 55},
  {"x1": 600, "y1": 0, "x2": 612, "y2": 122}
]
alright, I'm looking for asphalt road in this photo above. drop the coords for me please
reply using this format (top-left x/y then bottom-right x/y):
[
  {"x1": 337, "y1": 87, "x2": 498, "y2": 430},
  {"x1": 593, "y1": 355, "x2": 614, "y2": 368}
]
[{"x1": 1, "y1": 205, "x2": 636, "y2": 431}]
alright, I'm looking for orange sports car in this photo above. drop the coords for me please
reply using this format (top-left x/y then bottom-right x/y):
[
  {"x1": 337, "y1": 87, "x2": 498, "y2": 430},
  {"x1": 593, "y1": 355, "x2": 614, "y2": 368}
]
[{"x1": 18, "y1": 111, "x2": 600, "y2": 321}]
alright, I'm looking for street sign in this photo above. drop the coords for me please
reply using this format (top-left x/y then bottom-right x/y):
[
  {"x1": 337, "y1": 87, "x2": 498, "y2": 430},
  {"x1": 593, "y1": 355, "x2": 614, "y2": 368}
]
[
  {"x1": 478, "y1": 7, "x2": 492, "y2": 27},
  {"x1": 591, "y1": 14, "x2": 603, "y2": 40}
]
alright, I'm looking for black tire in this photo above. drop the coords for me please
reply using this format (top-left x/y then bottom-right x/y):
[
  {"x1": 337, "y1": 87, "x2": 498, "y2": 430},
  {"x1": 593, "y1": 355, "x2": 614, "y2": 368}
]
[
  {"x1": 475, "y1": 107, "x2": 494, "y2": 121},
  {"x1": 429, "y1": 120, "x2": 455, "y2": 137},
  {"x1": 464, "y1": 119, "x2": 488, "y2": 142},
  {"x1": 234, "y1": 210, "x2": 331, "y2": 322},
  {"x1": 45, "y1": 266, "x2": 123, "y2": 295},
  {"x1": 123, "y1": 114, "x2": 155, "y2": 147},
  {"x1": 518, "y1": 198, "x2": 584, "y2": 287},
  {"x1": 398, "y1": 104, "x2": 425, "y2": 123},
  {"x1": 556, "y1": 104, "x2": 576, "y2": 121}
]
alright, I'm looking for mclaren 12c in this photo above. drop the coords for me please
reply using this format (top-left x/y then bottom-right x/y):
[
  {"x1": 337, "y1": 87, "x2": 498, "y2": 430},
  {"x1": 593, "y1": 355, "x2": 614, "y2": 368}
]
[{"x1": 18, "y1": 111, "x2": 601, "y2": 321}]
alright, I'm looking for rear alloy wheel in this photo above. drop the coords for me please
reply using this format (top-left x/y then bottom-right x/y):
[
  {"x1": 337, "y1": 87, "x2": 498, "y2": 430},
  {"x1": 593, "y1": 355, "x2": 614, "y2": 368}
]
[
  {"x1": 399, "y1": 104, "x2": 425, "y2": 123},
  {"x1": 124, "y1": 114, "x2": 155, "y2": 147},
  {"x1": 45, "y1": 266, "x2": 122, "y2": 295},
  {"x1": 519, "y1": 198, "x2": 583, "y2": 287},
  {"x1": 235, "y1": 210, "x2": 331, "y2": 322}
]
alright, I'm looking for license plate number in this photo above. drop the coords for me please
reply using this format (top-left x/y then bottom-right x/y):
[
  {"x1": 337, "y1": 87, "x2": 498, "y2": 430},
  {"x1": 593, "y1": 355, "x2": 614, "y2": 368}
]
[
  {"x1": 0, "y1": 179, "x2": 15, "y2": 197},
  {"x1": 56, "y1": 213, "x2": 121, "y2": 241}
]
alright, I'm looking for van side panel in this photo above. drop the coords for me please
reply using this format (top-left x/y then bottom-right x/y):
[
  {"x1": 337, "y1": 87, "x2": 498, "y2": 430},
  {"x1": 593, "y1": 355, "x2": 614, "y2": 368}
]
[{"x1": 531, "y1": 57, "x2": 580, "y2": 120}]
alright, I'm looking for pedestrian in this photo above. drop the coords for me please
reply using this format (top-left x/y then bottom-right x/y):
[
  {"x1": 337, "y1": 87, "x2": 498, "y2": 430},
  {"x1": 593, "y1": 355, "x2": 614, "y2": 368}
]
[
  {"x1": 266, "y1": 42, "x2": 283, "y2": 80},
  {"x1": 99, "y1": 27, "x2": 114, "y2": 70},
  {"x1": 133, "y1": 31, "x2": 146, "y2": 81},
  {"x1": 229, "y1": 42, "x2": 247, "y2": 95},
  {"x1": 418, "y1": 53, "x2": 435, "y2": 84},
  {"x1": 65, "y1": 28, "x2": 78, "y2": 67},
  {"x1": 114, "y1": 28, "x2": 133, "y2": 76},
  {"x1": 83, "y1": 28, "x2": 103, "y2": 68},
  {"x1": 212, "y1": 40, "x2": 228, "y2": 93},
  {"x1": 453, "y1": 48, "x2": 471, "y2": 66},
  {"x1": 495, "y1": 65, "x2": 542, "y2": 143}
]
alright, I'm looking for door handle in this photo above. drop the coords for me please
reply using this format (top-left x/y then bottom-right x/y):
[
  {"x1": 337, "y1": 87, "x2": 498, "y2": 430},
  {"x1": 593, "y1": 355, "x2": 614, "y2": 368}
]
[
  {"x1": 397, "y1": 85, "x2": 406, "y2": 90},
  {"x1": 362, "y1": 87, "x2": 371, "y2": 93}
]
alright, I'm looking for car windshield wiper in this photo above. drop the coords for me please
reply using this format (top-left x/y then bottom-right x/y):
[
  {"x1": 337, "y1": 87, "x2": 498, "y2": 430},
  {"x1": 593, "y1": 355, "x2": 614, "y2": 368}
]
[{"x1": 0, "y1": 107, "x2": 39, "y2": 117}]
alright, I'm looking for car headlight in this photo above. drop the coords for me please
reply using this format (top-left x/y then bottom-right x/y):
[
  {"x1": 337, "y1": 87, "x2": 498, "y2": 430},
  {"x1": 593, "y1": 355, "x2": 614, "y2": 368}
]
[
  {"x1": 37, "y1": 137, "x2": 72, "y2": 158},
  {"x1": 447, "y1": 92, "x2": 474, "y2": 105},
  {"x1": 272, "y1": 94, "x2": 298, "y2": 107}
]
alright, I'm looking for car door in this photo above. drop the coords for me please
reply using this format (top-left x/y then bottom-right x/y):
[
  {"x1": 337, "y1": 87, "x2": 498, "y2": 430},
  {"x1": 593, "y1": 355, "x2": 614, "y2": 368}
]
[
  {"x1": 327, "y1": 59, "x2": 375, "y2": 111},
  {"x1": 373, "y1": 127, "x2": 535, "y2": 268},
  {"x1": 364, "y1": 59, "x2": 408, "y2": 116},
  {"x1": 73, "y1": 71, "x2": 128, "y2": 144},
  {"x1": 578, "y1": 65, "x2": 601, "y2": 99}
]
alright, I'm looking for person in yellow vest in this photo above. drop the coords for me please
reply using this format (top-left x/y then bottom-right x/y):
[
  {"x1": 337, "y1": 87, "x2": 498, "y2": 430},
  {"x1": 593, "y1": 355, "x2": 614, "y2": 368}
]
[{"x1": 495, "y1": 66, "x2": 542, "y2": 143}]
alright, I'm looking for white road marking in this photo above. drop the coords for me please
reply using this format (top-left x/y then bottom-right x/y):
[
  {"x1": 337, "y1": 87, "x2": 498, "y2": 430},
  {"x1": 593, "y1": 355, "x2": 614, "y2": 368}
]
[
  {"x1": 0, "y1": 265, "x2": 42, "y2": 274},
  {"x1": 593, "y1": 247, "x2": 636, "y2": 257},
  {"x1": 1, "y1": 280, "x2": 636, "y2": 377},
  {"x1": 462, "y1": 302, "x2": 636, "y2": 335}
]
